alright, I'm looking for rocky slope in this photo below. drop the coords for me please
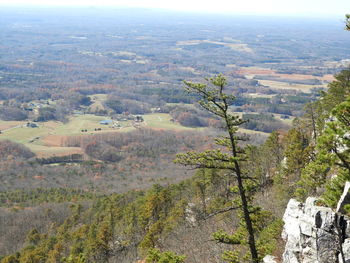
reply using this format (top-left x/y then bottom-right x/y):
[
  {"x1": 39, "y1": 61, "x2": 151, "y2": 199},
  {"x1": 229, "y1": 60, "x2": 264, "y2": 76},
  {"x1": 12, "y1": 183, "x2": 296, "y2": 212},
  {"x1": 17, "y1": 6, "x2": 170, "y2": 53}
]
[{"x1": 265, "y1": 185, "x2": 350, "y2": 263}]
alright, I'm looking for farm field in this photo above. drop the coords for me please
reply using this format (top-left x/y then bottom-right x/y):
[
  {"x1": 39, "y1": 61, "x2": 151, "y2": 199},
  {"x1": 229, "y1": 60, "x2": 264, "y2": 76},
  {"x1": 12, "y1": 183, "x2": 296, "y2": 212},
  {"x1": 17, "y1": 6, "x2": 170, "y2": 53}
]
[
  {"x1": 274, "y1": 113, "x2": 295, "y2": 123},
  {"x1": 176, "y1": 39, "x2": 253, "y2": 53},
  {"x1": 246, "y1": 93, "x2": 276, "y2": 98},
  {"x1": 234, "y1": 66, "x2": 333, "y2": 93},
  {"x1": 0, "y1": 113, "x2": 197, "y2": 157},
  {"x1": 88, "y1": 94, "x2": 108, "y2": 112},
  {"x1": 53, "y1": 115, "x2": 126, "y2": 135},
  {"x1": 0, "y1": 121, "x2": 27, "y2": 131},
  {"x1": 257, "y1": 79, "x2": 327, "y2": 93},
  {"x1": 238, "y1": 128, "x2": 269, "y2": 136},
  {"x1": 26, "y1": 144, "x2": 84, "y2": 158},
  {"x1": 143, "y1": 113, "x2": 202, "y2": 130},
  {"x1": 235, "y1": 66, "x2": 335, "y2": 82}
]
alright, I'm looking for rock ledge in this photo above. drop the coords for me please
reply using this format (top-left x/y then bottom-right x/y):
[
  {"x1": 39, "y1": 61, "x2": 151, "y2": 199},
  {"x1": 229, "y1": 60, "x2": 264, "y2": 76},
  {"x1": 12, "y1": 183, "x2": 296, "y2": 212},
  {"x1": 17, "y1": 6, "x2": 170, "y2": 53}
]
[{"x1": 282, "y1": 197, "x2": 350, "y2": 263}]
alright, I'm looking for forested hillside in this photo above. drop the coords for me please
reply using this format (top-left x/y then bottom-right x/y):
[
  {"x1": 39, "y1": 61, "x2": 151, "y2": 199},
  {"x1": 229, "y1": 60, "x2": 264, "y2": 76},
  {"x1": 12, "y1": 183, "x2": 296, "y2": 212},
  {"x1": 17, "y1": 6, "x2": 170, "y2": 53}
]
[{"x1": 1, "y1": 68, "x2": 349, "y2": 262}]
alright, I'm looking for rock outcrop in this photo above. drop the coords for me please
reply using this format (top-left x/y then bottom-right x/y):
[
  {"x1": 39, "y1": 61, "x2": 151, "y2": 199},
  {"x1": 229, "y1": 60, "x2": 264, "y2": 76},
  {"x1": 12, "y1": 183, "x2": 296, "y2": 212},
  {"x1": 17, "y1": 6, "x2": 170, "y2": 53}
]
[
  {"x1": 337, "y1": 182, "x2": 350, "y2": 214},
  {"x1": 263, "y1": 255, "x2": 277, "y2": 263},
  {"x1": 282, "y1": 197, "x2": 350, "y2": 263}
]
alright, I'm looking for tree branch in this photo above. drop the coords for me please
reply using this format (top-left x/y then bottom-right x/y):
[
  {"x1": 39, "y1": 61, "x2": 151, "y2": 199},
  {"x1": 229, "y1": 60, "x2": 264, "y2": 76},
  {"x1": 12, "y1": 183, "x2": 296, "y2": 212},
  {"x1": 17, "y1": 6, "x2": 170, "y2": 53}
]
[{"x1": 202, "y1": 206, "x2": 239, "y2": 220}]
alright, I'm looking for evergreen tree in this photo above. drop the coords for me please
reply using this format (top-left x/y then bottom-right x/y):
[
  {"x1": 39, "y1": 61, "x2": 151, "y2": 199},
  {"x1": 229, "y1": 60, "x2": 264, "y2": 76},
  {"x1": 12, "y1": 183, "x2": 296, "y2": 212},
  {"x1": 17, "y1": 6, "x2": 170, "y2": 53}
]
[
  {"x1": 320, "y1": 97, "x2": 350, "y2": 206},
  {"x1": 296, "y1": 97, "x2": 350, "y2": 203},
  {"x1": 175, "y1": 75, "x2": 260, "y2": 263},
  {"x1": 146, "y1": 248, "x2": 185, "y2": 263},
  {"x1": 318, "y1": 69, "x2": 350, "y2": 124},
  {"x1": 304, "y1": 101, "x2": 323, "y2": 142}
]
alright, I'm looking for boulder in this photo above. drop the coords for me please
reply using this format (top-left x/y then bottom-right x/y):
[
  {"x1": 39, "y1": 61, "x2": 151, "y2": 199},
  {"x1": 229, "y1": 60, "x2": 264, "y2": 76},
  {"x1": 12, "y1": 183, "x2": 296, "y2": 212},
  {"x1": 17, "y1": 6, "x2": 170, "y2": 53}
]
[{"x1": 282, "y1": 197, "x2": 349, "y2": 263}]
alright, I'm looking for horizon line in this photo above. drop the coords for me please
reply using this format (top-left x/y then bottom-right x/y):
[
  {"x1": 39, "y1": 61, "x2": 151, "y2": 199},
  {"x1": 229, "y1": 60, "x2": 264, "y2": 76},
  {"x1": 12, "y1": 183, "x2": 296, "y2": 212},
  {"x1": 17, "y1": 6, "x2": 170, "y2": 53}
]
[{"x1": 0, "y1": 4, "x2": 345, "y2": 19}]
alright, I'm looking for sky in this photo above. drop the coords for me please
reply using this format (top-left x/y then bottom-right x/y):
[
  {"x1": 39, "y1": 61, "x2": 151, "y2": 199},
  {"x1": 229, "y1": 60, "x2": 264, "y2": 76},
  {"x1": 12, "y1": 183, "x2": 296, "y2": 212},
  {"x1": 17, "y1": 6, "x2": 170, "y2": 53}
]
[{"x1": 0, "y1": 0, "x2": 349, "y2": 17}]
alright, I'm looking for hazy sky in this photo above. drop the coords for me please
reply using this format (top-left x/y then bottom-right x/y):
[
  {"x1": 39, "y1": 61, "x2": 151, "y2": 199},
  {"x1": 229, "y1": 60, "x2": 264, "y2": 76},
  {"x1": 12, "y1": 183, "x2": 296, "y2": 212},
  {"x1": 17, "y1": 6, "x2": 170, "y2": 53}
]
[{"x1": 0, "y1": 0, "x2": 349, "y2": 16}]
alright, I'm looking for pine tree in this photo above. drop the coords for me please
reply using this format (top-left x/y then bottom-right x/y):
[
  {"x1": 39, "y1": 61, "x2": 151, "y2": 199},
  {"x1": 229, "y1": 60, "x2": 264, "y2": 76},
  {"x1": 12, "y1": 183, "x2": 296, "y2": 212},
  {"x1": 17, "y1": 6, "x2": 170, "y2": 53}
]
[
  {"x1": 296, "y1": 97, "x2": 350, "y2": 203},
  {"x1": 146, "y1": 248, "x2": 186, "y2": 263},
  {"x1": 175, "y1": 75, "x2": 259, "y2": 263},
  {"x1": 321, "y1": 98, "x2": 350, "y2": 206},
  {"x1": 295, "y1": 66, "x2": 350, "y2": 201},
  {"x1": 304, "y1": 101, "x2": 323, "y2": 142}
]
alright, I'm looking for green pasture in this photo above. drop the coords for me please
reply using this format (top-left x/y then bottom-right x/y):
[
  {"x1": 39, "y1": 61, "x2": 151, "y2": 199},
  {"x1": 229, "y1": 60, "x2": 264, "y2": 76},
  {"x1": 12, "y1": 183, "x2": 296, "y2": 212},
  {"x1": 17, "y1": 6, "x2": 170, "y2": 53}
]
[
  {"x1": 238, "y1": 128, "x2": 269, "y2": 136},
  {"x1": 143, "y1": 113, "x2": 199, "y2": 130},
  {"x1": 273, "y1": 113, "x2": 295, "y2": 125},
  {"x1": 88, "y1": 94, "x2": 108, "y2": 112},
  {"x1": 0, "y1": 120, "x2": 26, "y2": 130},
  {"x1": 54, "y1": 114, "x2": 118, "y2": 135},
  {"x1": 0, "y1": 125, "x2": 51, "y2": 144},
  {"x1": 0, "y1": 113, "x2": 197, "y2": 156},
  {"x1": 0, "y1": 113, "x2": 194, "y2": 144}
]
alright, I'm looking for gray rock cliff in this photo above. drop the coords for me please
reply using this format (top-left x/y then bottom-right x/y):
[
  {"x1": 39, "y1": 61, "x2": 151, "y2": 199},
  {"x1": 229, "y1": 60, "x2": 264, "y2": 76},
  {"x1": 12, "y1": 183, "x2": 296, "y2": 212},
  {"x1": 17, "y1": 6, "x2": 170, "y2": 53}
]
[{"x1": 281, "y1": 197, "x2": 350, "y2": 263}]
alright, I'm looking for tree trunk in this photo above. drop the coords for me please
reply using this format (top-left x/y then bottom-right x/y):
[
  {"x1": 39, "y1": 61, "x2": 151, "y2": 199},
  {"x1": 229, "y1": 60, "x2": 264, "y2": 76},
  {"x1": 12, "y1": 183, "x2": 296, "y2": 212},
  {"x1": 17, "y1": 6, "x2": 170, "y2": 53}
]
[{"x1": 226, "y1": 116, "x2": 259, "y2": 263}]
